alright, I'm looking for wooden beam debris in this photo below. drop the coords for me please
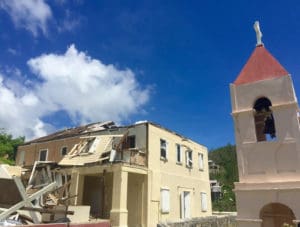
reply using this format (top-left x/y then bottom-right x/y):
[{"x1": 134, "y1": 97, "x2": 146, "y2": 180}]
[
  {"x1": 21, "y1": 207, "x2": 74, "y2": 215},
  {"x1": 0, "y1": 178, "x2": 57, "y2": 221}
]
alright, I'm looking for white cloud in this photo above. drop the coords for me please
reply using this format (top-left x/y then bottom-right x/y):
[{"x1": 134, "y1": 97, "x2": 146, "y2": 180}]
[
  {"x1": 0, "y1": 45, "x2": 149, "y2": 140},
  {"x1": 7, "y1": 48, "x2": 19, "y2": 56},
  {"x1": 0, "y1": 0, "x2": 52, "y2": 36},
  {"x1": 57, "y1": 9, "x2": 82, "y2": 32},
  {"x1": 0, "y1": 74, "x2": 47, "y2": 139},
  {"x1": 59, "y1": 17, "x2": 81, "y2": 32}
]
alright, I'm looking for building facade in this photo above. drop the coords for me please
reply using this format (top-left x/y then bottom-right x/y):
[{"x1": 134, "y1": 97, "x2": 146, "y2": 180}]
[
  {"x1": 230, "y1": 23, "x2": 300, "y2": 227},
  {"x1": 16, "y1": 121, "x2": 212, "y2": 227}
]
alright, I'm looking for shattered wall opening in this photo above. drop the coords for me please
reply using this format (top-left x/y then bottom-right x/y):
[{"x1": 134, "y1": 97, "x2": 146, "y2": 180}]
[
  {"x1": 80, "y1": 173, "x2": 113, "y2": 219},
  {"x1": 82, "y1": 175, "x2": 104, "y2": 218},
  {"x1": 253, "y1": 97, "x2": 276, "y2": 142}
]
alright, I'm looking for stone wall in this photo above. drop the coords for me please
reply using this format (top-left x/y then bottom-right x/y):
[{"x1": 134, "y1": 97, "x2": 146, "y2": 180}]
[{"x1": 157, "y1": 214, "x2": 237, "y2": 227}]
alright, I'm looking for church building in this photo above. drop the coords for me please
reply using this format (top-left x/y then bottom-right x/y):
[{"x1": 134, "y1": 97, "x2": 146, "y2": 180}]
[{"x1": 230, "y1": 22, "x2": 300, "y2": 226}]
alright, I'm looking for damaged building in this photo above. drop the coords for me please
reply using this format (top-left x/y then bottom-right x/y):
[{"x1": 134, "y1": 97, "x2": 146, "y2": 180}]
[{"x1": 15, "y1": 121, "x2": 212, "y2": 226}]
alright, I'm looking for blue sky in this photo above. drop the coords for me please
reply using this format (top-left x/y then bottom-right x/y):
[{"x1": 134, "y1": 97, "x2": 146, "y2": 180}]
[{"x1": 0, "y1": 0, "x2": 300, "y2": 149}]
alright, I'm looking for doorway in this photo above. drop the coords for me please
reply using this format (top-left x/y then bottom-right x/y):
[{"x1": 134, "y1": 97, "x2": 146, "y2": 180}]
[
  {"x1": 260, "y1": 203, "x2": 295, "y2": 227},
  {"x1": 181, "y1": 191, "x2": 191, "y2": 219},
  {"x1": 127, "y1": 173, "x2": 146, "y2": 227},
  {"x1": 82, "y1": 175, "x2": 104, "y2": 218}
]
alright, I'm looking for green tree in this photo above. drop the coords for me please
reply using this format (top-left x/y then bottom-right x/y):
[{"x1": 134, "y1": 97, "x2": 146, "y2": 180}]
[
  {"x1": 209, "y1": 144, "x2": 238, "y2": 211},
  {"x1": 0, "y1": 129, "x2": 25, "y2": 163}
]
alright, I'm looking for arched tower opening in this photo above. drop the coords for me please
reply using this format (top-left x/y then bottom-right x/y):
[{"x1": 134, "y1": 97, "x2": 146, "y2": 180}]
[
  {"x1": 260, "y1": 203, "x2": 295, "y2": 227},
  {"x1": 253, "y1": 97, "x2": 276, "y2": 142}
]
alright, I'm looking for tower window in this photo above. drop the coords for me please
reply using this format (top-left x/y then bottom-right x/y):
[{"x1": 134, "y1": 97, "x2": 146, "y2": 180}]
[{"x1": 253, "y1": 97, "x2": 276, "y2": 141}]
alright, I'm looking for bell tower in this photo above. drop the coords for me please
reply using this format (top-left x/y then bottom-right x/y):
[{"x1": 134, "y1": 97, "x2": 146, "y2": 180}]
[{"x1": 231, "y1": 22, "x2": 300, "y2": 226}]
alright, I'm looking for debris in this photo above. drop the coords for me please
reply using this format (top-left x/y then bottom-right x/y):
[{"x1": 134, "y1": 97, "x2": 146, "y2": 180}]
[{"x1": 0, "y1": 162, "x2": 75, "y2": 225}]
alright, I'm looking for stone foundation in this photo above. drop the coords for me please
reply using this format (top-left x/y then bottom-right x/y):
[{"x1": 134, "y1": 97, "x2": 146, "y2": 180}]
[{"x1": 157, "y1": 214, "x2": 237, "y2": 227}]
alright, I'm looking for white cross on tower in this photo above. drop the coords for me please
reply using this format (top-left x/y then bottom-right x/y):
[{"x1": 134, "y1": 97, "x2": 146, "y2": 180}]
[{"x1": 254, "y1": 21, "x2": 263, "y2": 46}]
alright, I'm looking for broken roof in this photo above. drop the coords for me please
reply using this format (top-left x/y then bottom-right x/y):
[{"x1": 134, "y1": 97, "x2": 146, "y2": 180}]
[
  {"x1": 24, "y1": 121, "x2": 116, "y2": 145},
  {"x1": 234, "y1": 45, "x2": 289, "y2": 85},
  {"x1": 21, "y1": 120, "x2": 203, "y2": 148}
]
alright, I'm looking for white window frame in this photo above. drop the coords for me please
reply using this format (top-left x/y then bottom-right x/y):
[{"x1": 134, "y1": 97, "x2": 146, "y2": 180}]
[
  {"x1": 61, "y1": 146, "x2": 68, "y2": 156},
  {"x1": 160, "y1": 139, "x2": 168, "y2": 160},
  {"x1": 83, "y1": 138, "x2": 95, "y2": 153},
  {"x1": 186, "y1": 150, "x2": 193, "y2": 168},
  {"x1": 39, "y1": 149, "x2": 48, "y2": 161},
  {"x1": 201, "y1": 192, "x2": 208, "y2": 212},
  {"x1": 176, "y1": 144, "x2": 182, "y2": 164},
  {"x1": 88, "y1": 137, "x2": 100, "y2": 153},
  {"x1": 160, "y1": 188, "x2": 170, "y2": 213},
  {"x1": 198, "y1": 153, "x2": 204, "y2": 170}
]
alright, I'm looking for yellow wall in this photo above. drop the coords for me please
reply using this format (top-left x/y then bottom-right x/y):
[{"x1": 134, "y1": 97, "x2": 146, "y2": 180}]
[{"x1": 147, "y1": 123, "x2": 212, "y2": 225}]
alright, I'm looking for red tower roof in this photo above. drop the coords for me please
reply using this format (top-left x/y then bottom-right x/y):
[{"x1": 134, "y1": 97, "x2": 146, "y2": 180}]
[{"x1": 234, "y1": 45, "x2": 289, "y2": 85}]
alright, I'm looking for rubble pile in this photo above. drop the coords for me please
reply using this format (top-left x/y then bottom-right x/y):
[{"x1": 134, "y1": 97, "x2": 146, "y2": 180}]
[{"x1": 0, "y1": 162, "x2": 74, "y2": 226}]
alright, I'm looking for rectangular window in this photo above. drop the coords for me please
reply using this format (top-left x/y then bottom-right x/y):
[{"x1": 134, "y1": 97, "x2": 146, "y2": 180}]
[
  {"x1": 61, "y1": 146, "x2": 68, "y2": 156},
  {"x1": 129, "y1": 135, "x2": 136, "y2": 148},
  {"x1": 126, "y1": 135, "x2": 136, "y2": 149},
  {"x1": 39, "y1": 149, "x2": 48, "y2": 161},
  {"x1": 88, "y1": 137, "x2": 100, "y2": 153},
  {"x1": 82, "y1": 138, "x2": 95, "y2": 153},
  {"x1": 201, "y1": 192, "x2": 208, "y2": 212},
  {"x1": 160, "y1": 188, "x2": 170, "y2": 213},
  {"x1": 176, "y1": 144, "x2": 182, "y2": 163},
  {"x1": 18, "y1": 151, "x2": 25, "y2": 166},
  {"x1": 186, "y1": 150, "x2": 193, "y2": 168},
  {"x1": 198, "y1": 153, "x2": 204, "y2": 170},
  {"x1": 160, "y1": 139, "x2": 167, "y2": 159},
  {"x1": 122, "y1": 135, "x2": 136, "y2": 149}
]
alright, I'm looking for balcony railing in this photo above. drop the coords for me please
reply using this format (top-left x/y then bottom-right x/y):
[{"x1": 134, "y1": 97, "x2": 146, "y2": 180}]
[
  {"x1": 100, "y1": 147, "x2": 147, "y2": 167},
  {"x1": 121, "y1": 148, "x2": 147, "y2": 166}
]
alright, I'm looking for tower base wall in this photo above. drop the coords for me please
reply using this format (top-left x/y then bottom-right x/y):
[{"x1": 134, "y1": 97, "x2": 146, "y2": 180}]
[{"x1": 235, "y1": 181, "x2": 300, "y2": 227}]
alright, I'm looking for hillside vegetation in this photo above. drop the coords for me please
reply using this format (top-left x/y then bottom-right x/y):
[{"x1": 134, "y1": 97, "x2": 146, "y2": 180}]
[
  {"x1": 0, "y1": 129, "x2": 24, "y2": 164},
  {"x1": 209, "y1": 144, "x2": 238, "y2": 211}
]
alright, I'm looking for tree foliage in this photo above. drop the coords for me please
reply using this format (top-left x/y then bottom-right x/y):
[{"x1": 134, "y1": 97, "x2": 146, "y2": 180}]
[
  {"x1": 209, "y1": 143, "x2": 238, "y2": 211},
  {"x1": 0, "y1": 129, "x2": 25, "y2": 162}
]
